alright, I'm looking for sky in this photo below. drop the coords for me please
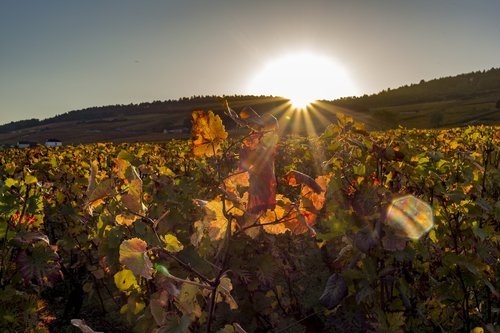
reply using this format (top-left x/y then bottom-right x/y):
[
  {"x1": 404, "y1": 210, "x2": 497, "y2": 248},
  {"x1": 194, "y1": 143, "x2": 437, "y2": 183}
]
[{"x1": 1, "y1": 0, "x2": 499, "y2": 125}]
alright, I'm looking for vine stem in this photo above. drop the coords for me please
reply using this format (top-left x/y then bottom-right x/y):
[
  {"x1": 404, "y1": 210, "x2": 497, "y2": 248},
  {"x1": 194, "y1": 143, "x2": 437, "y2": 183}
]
[{"x1": 206, "y1": 212, "x2": 232, "y2": 333}]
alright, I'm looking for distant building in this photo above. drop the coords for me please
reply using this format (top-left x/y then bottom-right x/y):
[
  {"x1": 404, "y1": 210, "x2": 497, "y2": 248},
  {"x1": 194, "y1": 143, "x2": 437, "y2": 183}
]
[
  {"x1": 45, "y1": 139, "x2": 62, "y2": 147},
  {"x1": 17, "y1": 141, "x2": 37, "y2": 148}
]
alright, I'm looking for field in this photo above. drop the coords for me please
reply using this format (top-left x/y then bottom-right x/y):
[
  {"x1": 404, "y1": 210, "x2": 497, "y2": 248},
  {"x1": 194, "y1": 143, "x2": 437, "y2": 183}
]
[{"x1": 0, "y1": 110, "x2": 498, "y2": 332}]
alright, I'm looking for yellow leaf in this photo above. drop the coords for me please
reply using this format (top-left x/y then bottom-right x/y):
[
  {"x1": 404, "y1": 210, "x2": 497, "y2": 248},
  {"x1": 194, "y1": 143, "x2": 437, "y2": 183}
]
[
  {"x1": 260, "y1": 203, "x2": 289, "y2": 235},
  {"x1": 161, "y1": 234, "x2": 184, "y2": 253},
  {"x1": 25, "y1": 174, "x2": 38, "y2": 185},
  {"x1": 194, "y1": 196, "x2": 237, "y2": 241},
  {"x1": 192, "y1": 110, "x2": 228, "y2": 157},
  {"x1": 114, "y1": 158, "x2": 131, "y2": 181},
  {"x1": 114, "y1": 269, "x2": 138, "y2": 291},
  {"x1": 115, "y1": 214, "x2": 138, "y2": 226},
  {"x1": 159, "y1": 166, "x2": 176, "y2": 177},
  {"x1": 87, "y1": 198, "x2": 105, "y2": 215},
  {"x1": 120, "y1": 301, "x2": 145, "y2": 315}
]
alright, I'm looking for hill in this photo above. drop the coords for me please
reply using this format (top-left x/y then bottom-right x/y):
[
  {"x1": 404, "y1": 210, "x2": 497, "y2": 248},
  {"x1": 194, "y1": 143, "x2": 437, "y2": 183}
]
[{"x1": 0, "y1": 68, "x2": 499, "y2": 145}]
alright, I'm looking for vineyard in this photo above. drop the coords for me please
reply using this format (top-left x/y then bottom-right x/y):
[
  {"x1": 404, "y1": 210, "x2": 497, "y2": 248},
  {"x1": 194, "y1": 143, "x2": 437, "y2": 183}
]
[{"x1": 0, "y1": 106, "x2": 498, "y2": 333}]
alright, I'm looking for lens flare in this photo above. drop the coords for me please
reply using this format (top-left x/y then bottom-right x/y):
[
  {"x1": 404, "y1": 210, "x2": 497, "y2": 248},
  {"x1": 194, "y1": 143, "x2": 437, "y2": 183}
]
[{"x1": 385, "y1": 195, "x2": 434, "y2": 240}]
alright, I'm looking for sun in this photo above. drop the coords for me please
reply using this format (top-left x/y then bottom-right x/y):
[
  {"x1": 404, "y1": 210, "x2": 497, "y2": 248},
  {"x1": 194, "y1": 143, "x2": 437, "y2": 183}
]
[{"x1": 248, "y1": 51, "x2": 357, "y2": 109}]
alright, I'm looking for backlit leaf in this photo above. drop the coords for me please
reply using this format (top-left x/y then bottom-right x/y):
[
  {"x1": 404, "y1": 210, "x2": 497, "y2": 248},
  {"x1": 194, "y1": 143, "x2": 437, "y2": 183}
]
[
  {"x1": 194, "y1": 196, "x2": 237, "y2": 241},
  {"x1": 284, "y1": 170, "x2": 322, "y2": 193},
  {"x1": 115, "y1": 213, "x2": 139, "y2": 226},
  {"x1": 191, "y1": 110, "x2": 228, "y2": 157},
  {"x1": 87, "y1": 179, "x2": 115, "y2": 206},
  {"x1": 240, "y1": 132, "x2": 279, "y2": 214},
  {"x1": 161, "y1": 234, "x2": 184, "y2": 253},
  {"x1": 24, "y1": 174, "x2": 37, "y2": 185},
  {"x1": 119, "y1": 238, "x2": 153, "y2": 279},
  {"x1": 114, "y1": 269, "x2": 139, "y2": 291},
  {"x1": 121, "y1": 178, "x2": 144, "y2": 213}
]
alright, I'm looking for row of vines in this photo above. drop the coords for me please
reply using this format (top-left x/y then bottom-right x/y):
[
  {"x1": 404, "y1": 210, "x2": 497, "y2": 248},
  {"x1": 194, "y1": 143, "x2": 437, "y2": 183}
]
[{"x1": 0, "y1": 106, "x2": 498, "y2": 332}]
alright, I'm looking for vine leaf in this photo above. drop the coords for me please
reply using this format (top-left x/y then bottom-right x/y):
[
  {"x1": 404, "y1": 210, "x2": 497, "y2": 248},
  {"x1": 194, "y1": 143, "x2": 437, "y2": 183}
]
[
  {"x1": 120, "y1": 296, "x2": 145, "y2": 315},
  {"x1": 86, "y1": 178, "x2": 115, "y2": 214},
  {"x1": 119, "y1": 238, "x2": 153, "y2": 279},
  {"x1": 16, "y1": 243, "x2": 61, "y2": 286},
  {"x1": 191, "y1": 110, "x2": 228, "y2": 157},
  {"x1": 218, "y1": 276, "x2": 238, "y2": 310},
  {"x1": 284, "y1": 170, "x2": 322, "y2": 193},
  {"x1": 115, "y1": 214, "x2": 139, "y2": 226},
  {"x1": 150, "y1": 298, "x2": 167, "y2": 326},
  {"x1": 114, "y1": 269, "x2": 139, "y2": 291},
  {"x1": 121, "y1": 178, "x2": 144, "y2": 214},
  {"x1": 178, "y1": 282, "x2": 202, "y2": 317},
  {"x1": 319, "y1": 273, "x2": 348, "y2": 309},
  {"x1": 285, "y1": 175, "x2": 330, "y2": 235},
  {"x1": 240, "y1": 133, "x2": 279, "y2": 214},
  {"x1": 162, "y1": 314, "x2": 192, "y2": 333},
  {"x1": 193, "y1": 197, "x2": 240, "y2": 241},
  {"x1": 161, "y1": 234, "x2": 184, "y2": 253}
]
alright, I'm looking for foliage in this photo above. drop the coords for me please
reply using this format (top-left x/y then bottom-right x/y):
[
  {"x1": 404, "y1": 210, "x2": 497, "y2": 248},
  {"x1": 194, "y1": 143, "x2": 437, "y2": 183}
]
[{"x1": 0, "y1": 105, "x2": 498, "y2": 332}]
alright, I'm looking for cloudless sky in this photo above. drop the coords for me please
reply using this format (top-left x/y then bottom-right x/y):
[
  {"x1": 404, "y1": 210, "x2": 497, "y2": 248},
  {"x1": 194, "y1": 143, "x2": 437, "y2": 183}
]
[{"x1": 1, "y1": 0, "x2": 499, "y2": 124}]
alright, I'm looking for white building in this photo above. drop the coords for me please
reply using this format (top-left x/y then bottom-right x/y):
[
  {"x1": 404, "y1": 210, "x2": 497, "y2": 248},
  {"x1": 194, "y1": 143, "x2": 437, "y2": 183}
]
[
  {"x1": 17, "y1": 141, "x2": 35, "y2": 148},
  {"x1": 45, "y1": 139, "x2": 62, "y2": 147}
]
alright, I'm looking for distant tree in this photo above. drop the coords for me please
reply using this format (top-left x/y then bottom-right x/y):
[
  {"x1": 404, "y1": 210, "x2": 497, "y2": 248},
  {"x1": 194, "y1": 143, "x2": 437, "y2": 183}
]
[{"x1": 496, "y1": 100, "x2": 500, "y2": 108}]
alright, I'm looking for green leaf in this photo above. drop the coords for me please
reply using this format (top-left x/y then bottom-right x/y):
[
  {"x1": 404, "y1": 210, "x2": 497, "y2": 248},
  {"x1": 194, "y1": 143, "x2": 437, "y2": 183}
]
[
  {"x1": 119, "y1": 238, "x2": 153, "y2": 279},
  {"x1": 155, "y1": 263, "x2": 172, "y2": 277},
  {"x1": 353, "y1": 164, "x2": 366, "y2": 176}
]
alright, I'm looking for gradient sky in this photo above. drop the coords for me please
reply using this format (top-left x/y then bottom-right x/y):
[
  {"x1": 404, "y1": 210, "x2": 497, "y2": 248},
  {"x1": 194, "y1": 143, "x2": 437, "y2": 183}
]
[{"x1": 1, "y1": 0, "x2": 499, "y2": 125}]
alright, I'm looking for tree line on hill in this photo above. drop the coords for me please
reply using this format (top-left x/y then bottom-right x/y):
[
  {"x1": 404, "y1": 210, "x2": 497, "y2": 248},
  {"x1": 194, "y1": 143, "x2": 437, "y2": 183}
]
[
  {"x1": 331, "y1": 67, "x2": 500, "y2": 111},
  {"x1": 0, "y1": 95, "x2": 285, "y2": 134}
]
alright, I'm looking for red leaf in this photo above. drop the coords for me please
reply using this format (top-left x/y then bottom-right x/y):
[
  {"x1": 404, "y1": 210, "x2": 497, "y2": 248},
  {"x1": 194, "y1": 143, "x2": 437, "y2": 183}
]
[{"x1": 240, "y1": 133, "x2": 279, "y2": 214}]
